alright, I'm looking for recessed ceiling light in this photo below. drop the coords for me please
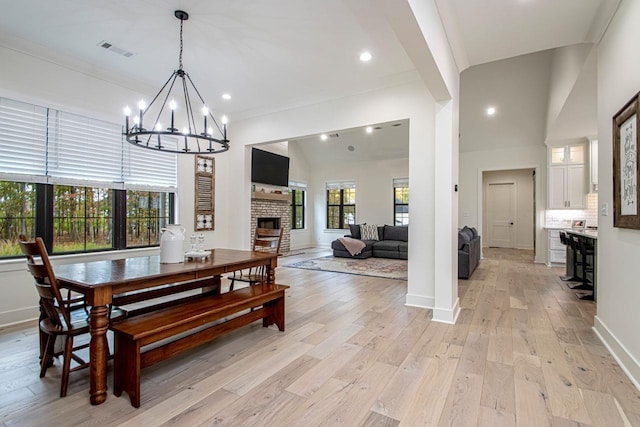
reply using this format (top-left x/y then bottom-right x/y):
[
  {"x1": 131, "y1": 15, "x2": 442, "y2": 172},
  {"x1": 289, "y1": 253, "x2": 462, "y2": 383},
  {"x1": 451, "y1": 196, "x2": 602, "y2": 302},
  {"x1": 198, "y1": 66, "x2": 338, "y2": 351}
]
[
  {"x1": 486, "y1": 106, "x2": 496, "y2": 116},
  {"x1": 359, "y1": 51, "x2": 373, "y2": 62},
  {"x1": 366, "y1": 126, "x2": 373, "y2": 133},
  {"x1": 320, "y1": 134, "x2": 328, "y2": 141},
  {"x1": 347, "y1": 145, "x2": 355, "y2": 152},
  {"x1": 221, "y1": 93, "x2": 232, "y2": 100}
]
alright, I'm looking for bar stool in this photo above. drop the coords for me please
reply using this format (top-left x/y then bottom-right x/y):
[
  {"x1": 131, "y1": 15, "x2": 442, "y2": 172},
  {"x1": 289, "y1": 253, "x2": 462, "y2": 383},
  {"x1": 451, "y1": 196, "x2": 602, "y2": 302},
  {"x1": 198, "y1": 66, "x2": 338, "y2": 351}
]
[
  {"x1": 566, "y1": 235, "x2": 593, "y2": 292},
  {"x1": 559, "y1": 231, "x2": 580, "y2": 282},
  {"x1": 575, "y1": 237, "x2": 595, "y2": 301}
]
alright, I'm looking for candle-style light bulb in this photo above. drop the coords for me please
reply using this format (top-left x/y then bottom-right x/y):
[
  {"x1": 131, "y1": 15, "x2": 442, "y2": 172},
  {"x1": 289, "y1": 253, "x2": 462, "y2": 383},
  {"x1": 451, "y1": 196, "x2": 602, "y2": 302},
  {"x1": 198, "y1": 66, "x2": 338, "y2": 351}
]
[
  {"x1": 207, "y1": 126, "x2": 213, "y2": 135},
  {"x1": 221, "y1": 115, "x2": 228, "y2": 140},
  {"x1": 137, "y1": 100, "x2": 146, "y2": 130},
  {"x1": 133, "y1": 116, "x2": 140, "y2": 125},
  {"x1": 124, "y1": 106, "x2": 131, "y2": 131},
  {"x1": 155, "y1": 123, "x2": 163, "y2": 131},
  {"x1": 168, "y1": 99, "x2": 177, "y2": 132},
  {"x1": 182, "y1": 127, "x2": 189, "y2": 151},
  {"x1": 202, "y1": 106, "x2": 208, "y2": 131}
]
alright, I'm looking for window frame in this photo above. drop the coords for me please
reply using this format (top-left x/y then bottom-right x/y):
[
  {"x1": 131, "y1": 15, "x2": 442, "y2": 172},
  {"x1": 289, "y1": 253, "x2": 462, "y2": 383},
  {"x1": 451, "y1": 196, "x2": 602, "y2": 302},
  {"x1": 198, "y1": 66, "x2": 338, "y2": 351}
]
[
  {"x1": 326, "y1": 187, "x2": 356, "y2": 229},
  {"x1": 393, "y1": 178, "x2": 409, "y2": 226},
  {"x1": 0, "y1": 181, "x2": 175, "y2": 259},
  {"x1": 290, "y1": 189, "x2": 305, "y2": 230}
]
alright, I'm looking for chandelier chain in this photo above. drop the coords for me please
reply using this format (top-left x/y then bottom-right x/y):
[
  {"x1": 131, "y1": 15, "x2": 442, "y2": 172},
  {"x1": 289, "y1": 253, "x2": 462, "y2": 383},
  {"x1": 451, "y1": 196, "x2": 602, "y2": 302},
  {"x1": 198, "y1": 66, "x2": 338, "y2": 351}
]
[{"x1": 179, "y1": 18, "x2": 184, "y2": 70}]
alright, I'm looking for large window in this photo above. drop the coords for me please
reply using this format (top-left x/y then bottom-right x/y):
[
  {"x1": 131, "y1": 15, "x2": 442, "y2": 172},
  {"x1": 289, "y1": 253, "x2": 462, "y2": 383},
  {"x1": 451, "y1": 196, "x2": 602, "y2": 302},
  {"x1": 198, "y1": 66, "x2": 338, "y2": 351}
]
[
  {"x1": 393, "y1": 178, "x2": 409, "y2": 225},
  {"x1": 0, "y1": 181, "x2": 36, "y2": 256},
  {"x1": 0, "y1": 180, "x2": 174, "y2": 256},
  {"x1": 127, "y1": 191, "x2": 171, "y2": 248},
  {"x1": 326, "y1": 181, "x2": 356, "y2": 229},
  {"x1": 53, "y1": 185, "x2": 112, "y2": 253},
  {"x1": 0, "y1": 96, "x2": 177, "y2": 258},
  {"x1": 290, "y1": 189, "x2": 305, "y2": 230}
]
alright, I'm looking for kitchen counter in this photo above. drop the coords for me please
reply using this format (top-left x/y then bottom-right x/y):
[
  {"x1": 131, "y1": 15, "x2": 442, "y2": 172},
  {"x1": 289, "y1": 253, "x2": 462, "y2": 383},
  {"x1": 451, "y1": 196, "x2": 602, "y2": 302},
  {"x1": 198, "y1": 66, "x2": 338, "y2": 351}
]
[{"x1": 565, "y1": 229, "x2": 598, "y2": 239}]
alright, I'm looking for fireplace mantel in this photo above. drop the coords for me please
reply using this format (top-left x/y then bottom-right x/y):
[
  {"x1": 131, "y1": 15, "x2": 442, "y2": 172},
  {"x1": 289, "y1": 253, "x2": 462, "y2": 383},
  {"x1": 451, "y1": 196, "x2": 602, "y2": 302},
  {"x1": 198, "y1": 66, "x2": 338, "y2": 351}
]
[{"x1": 251, "y1": 191, "x2": 290, "y2": 202}]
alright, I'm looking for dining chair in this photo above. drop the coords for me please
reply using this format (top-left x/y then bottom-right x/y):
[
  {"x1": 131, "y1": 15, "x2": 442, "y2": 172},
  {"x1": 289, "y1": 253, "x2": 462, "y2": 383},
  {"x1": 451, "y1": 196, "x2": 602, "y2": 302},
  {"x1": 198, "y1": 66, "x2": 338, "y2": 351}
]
[
  {"x1": 18, "y1": 235, "x2": 125, "y2": 397},
  {"x1": 228, "y1": 227, "x2": 282, "y2": 291}
]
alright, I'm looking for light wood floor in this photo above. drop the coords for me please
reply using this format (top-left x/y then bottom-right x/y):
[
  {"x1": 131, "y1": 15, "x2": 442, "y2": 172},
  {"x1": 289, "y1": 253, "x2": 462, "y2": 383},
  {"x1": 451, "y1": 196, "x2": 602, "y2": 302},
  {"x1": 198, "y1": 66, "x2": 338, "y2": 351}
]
[{"x1": 1, "y1": 247, "x2": 640, "y2": 426}]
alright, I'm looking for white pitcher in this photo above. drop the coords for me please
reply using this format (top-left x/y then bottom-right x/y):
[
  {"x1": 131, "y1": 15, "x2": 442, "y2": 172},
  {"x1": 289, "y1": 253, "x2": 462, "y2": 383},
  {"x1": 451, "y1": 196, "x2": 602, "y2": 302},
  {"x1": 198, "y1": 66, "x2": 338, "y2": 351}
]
[{"x1": 160, "y1": 224, "x2": 186, "y2": 263}]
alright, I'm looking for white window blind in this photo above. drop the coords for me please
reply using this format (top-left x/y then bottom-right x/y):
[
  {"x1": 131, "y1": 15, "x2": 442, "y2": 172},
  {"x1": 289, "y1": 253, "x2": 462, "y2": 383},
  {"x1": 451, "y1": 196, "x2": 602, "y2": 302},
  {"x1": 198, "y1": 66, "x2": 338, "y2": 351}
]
[
  {"x1": 326, "y1": 180, "x2": 356, "y2": 190},
  {"x1": 124, "y1": 137, "x2": 178, "y2": 191},
  {"x1": 0, "y1": 96, "x2": 177, "y2": 191},
  {"x1": 0, "y1": 97, "x2": 47, "y2": 182},
  {"x1": 288, "y1": 180, "x2": 307, "y2": 190},
  {"x1": 393, "y1": 177, "x2": 409, "y2": 188},
  {"x1": 47, "y1": 110, "x2": 123, "y2": 187}
]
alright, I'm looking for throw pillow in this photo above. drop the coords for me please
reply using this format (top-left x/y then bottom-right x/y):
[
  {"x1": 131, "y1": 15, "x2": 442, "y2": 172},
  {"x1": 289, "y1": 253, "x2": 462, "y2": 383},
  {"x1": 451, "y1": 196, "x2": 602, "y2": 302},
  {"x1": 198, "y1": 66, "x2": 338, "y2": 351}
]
[
  {"x1": 349, "y1": 224, "x2": 363, "y2": 239},
  {"x1": 360, "y1": 224, "x2": 379, "y2": 241}
]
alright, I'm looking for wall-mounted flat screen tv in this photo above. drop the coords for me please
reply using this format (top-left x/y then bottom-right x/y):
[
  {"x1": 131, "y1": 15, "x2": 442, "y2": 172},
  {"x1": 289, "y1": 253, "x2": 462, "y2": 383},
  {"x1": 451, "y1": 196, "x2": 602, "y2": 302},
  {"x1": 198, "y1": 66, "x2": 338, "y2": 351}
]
[{"x1": 251, "y1": 148, "x2": 290, "y2": 187}]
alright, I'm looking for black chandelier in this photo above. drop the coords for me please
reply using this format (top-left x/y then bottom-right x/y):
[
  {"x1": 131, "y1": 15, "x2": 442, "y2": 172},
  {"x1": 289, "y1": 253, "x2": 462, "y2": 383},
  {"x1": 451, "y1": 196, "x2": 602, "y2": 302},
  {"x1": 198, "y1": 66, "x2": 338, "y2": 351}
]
[{"x1": 123, "y1": 10, "x2": 229, "y2": 154}]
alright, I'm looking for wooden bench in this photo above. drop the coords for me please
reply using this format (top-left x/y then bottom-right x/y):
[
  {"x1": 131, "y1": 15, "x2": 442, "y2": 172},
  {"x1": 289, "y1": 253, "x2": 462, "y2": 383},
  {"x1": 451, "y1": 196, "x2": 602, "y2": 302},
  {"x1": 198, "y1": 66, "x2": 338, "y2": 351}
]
[{"x1": 110, "y1": 283, "x2": 289, "y2": 407}]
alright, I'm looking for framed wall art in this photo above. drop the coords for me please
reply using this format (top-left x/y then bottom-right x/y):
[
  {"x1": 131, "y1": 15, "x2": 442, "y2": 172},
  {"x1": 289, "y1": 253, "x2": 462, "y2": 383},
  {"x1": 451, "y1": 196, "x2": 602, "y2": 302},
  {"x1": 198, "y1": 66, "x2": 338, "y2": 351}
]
[
  {"x1": 195, "y1": 155, "x2": 215, "y2": 231},
  {"x1": 613, "y1": 92, "x2": 640, "y2": 229}
]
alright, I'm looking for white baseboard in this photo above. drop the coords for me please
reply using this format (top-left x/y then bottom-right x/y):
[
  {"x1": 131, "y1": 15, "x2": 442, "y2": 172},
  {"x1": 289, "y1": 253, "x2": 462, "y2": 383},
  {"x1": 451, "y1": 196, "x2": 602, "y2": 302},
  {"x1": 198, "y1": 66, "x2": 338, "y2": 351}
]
[
  {"x1": 593, "y1": 315, "x2": 640, "y2": 390},
  {"x1": 432, "y1": 298, "x2": 460, "y2": 324},
  {"x1": 405, "y1": 293, "x2": 434, "y2": 310},
  {"x1": 0, "y1": 305, "x2": 39, "y2": 328}
]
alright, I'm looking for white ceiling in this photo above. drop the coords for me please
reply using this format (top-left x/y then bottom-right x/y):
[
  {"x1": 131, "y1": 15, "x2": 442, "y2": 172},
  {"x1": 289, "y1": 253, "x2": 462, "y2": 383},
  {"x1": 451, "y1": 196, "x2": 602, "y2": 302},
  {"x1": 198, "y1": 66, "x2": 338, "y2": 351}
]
[
  {"x1": 435, "y1": 0, "x2": 620, "y2": 70},
  {"x1": 0, "y1": 0, "x2": 416, "y2": 121},
  {"x1": 289, "y1": 120, "x2": 409, "y2": 165},
  {"x1": 0, "y1": 0, "x2": 619, "y2": 160}
]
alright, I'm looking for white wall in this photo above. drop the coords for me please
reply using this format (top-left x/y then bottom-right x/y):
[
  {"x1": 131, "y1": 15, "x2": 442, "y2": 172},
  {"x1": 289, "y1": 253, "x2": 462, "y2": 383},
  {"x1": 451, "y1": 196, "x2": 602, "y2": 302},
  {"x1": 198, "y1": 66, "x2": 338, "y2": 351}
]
[
  {"x1": 459, "y1": 50, "x2": 552, "y2": 153},
  {"x1": 287, "y1": 142, "x2": 313, "y2": 250},
  {"x1": 310, "y1": 158, "x2": 409, "y2": 248},
  {"x1": 546, "y1": 43, "x2": 594, "y2": 137},
  {"x1": 459, "y1": 146, "x2": 547, "y2": 263},
  {"x1": 594, "y1": 0, "x2": 640, "y2": 387},
  {"x1": 483, "y1": 169, "x2": 535, "y2": 250}
]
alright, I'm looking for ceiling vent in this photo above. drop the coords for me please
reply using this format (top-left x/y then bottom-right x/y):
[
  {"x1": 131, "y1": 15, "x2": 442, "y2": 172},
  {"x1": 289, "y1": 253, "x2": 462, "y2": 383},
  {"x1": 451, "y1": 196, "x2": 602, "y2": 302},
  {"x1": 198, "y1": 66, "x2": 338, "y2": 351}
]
[{"x1": 98, "y1": 40, "x2": 134, "y2": 58}]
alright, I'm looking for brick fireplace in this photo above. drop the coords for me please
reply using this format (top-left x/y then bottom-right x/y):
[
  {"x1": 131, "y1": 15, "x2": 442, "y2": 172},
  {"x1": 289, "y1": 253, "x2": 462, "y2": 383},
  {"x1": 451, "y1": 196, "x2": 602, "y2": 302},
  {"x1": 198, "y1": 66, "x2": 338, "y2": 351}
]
[{"x1": 250, "y1": 197, "x2": 290, "y2": 253}]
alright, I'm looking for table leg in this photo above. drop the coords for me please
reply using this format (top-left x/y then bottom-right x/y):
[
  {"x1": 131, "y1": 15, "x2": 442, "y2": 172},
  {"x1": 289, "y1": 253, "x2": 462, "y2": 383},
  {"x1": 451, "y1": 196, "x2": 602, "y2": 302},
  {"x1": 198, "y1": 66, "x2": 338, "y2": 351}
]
[
  {"x1": 266, "y1": 263, "x2": 275, "y2": 284},
  {"x1": 89, "y1": 305, "x2": 109, "y2": 405},
  {"x1": 202, "y1": 275, "x2": 222, "y2": 295}
]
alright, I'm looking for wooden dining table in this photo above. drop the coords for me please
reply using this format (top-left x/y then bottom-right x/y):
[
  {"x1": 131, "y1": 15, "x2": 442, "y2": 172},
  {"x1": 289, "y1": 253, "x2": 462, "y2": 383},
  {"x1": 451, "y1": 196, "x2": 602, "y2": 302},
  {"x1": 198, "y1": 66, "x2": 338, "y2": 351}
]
[{"x1": 54, "y1": 248, "x2": 277, "y2": 405}]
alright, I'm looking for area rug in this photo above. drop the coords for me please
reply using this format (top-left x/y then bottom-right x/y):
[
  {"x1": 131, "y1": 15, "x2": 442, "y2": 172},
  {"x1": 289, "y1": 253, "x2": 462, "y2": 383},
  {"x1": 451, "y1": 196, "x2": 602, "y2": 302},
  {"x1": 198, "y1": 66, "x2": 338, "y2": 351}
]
[{"x1": 283, "y1": 256, "x2": 407, "y2": 280}]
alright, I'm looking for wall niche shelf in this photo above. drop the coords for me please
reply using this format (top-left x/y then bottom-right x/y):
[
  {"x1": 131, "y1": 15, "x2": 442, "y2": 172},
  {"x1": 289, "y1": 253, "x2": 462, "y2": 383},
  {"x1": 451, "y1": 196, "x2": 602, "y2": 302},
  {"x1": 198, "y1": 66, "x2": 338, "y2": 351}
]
[{"x1": 251, "y1": 191, "x2": 290, "y2": 202}]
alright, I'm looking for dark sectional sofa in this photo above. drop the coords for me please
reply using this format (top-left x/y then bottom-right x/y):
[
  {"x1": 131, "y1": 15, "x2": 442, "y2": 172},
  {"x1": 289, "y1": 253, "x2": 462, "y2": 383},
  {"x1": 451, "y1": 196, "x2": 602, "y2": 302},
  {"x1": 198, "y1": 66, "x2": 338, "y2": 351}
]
[
  {"x1": 331, "y1": 224, "x2": 408, "y2": 260},
  {"x1": 458, "y1": 226, "x2": 481, "y2": 279}
]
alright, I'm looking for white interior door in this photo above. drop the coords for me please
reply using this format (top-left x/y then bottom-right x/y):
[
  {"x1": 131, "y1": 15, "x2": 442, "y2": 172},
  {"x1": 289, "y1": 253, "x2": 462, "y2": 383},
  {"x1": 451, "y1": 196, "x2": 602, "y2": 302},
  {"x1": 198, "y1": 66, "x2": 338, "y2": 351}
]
[{"x1": 487, "y1": 182, "x2": 516, "y2": 248}]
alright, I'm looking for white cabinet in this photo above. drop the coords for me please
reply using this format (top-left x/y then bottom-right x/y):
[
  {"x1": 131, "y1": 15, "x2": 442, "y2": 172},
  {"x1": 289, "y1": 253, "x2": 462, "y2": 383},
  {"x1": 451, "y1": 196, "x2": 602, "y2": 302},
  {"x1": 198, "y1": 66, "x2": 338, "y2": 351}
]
[
  {"x1": 548, "y1": 143, "x2": 587, "y2": 209},
  {"x1": 548, "y1": 229, "x2": 566, "y2": 265}
]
